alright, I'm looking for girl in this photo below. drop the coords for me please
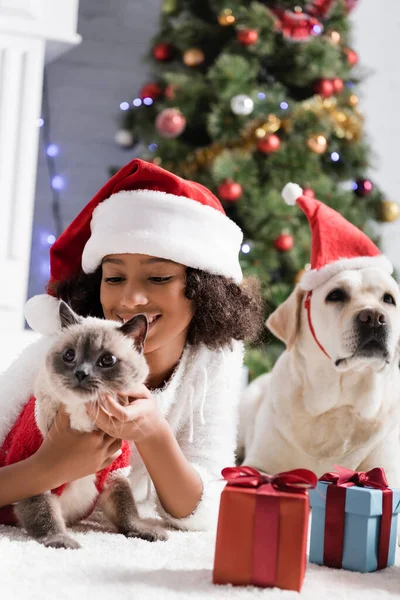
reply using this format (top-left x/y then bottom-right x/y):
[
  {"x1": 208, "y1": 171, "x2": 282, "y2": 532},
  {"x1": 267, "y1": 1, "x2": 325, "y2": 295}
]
[{"x1": 0, "y1": 159, "x2": 263, "y2": 531}]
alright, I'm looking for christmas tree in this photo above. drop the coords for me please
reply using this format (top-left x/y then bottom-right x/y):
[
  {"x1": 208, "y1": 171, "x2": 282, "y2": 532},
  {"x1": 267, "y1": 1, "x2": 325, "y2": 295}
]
[{"x1": 113, "y1": 0, "x2": 400, "y2": 379}]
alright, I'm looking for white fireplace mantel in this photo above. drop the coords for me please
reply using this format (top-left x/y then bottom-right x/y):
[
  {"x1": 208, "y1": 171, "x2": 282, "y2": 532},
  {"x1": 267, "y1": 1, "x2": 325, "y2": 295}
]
[{"x1": 0, "y1": 0, "x2": 81, "y2": 335}]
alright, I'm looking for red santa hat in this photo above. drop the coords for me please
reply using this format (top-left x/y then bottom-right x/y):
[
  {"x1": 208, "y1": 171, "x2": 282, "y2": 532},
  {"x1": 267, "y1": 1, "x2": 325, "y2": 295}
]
[
  {"x1": 282, "y1": 183, "x2": 393, "y2": 290},
  {"x1": 25, "y1": 159, "x2": 243, "y2": 335}
]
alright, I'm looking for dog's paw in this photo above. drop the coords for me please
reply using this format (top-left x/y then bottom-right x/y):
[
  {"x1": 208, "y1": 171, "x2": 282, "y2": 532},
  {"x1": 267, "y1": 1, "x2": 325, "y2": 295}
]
[
  {"x1": 123, "y1": 523, "x2": 168, "y2": 542},
  {"x1": 40, "y1": 533, "x2": 81, "y2": 549}
]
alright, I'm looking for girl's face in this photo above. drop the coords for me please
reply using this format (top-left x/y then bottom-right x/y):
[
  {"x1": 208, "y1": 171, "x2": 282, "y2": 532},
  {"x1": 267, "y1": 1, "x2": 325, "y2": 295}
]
[{"x1": 100, "y1": 254, "x2": 195, "y2": 354}]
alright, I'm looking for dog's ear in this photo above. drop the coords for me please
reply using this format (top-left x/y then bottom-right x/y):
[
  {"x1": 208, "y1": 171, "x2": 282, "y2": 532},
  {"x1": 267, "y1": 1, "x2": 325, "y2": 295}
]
[{"x1": 266, "y1": 286, "x2": 304, "y2": 350}]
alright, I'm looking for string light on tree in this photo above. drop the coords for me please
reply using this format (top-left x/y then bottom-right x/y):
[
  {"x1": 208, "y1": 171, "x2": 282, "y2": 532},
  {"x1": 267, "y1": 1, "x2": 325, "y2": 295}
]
[
  {"x1": 120, "y1": 102, "x2": 130, "y2": 110},
  {"x1": 241, "y1": 243, "x2": 251, "y2": 254},
  {"x1": 353, "y1": 178, "x2": 373, "y2": 197},
  {"x1": 46, "y1": 144, "x2": 59, "y2": 157},
  {"x1": 274, "y1": 232, "x2": 294, "y2": 252},
  {"x1": 115, "y1": 129, "x2": 135, "y2": 148},
  {"x1": 218, "y1": 8, "x2": 235, "y2": 26},
  {"x1": 155, "y1": 108, "x2": 186, "y2": 138},
  {"x1": 183, "y1": 48, "x2": 205, "y2": 67},
  {"x1": 51, "y1": 175, "x2": 65, "y2": 190},
  {"x1": 218, "y1": 179, "x2": 242, "y2": 202},
  {"x1": 231, "y1": 94, "x2": 254, "y2": 116}
]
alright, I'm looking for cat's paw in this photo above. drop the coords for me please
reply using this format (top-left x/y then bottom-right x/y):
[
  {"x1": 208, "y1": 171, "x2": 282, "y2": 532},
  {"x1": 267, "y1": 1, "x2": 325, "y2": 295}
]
[
  {"x1": 41, "y1": 533, "x2": 81, "y2": 549},
  {"x1": 123, "y1": 524, "x2": 168, "y2": 542}
]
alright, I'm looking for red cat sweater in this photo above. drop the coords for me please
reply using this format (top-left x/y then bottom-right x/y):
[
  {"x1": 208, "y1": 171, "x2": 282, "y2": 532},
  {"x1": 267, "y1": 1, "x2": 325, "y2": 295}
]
[{"x1": 0, "y1": 396, "x2": 131, "y2": 525}]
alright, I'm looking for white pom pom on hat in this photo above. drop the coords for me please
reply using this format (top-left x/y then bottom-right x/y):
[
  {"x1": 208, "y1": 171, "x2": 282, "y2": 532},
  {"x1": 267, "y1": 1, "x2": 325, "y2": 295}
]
[
  {"x1": 24, "y1": 294, "x2": 62, "y2": 336},
  {"x1": 282, "y1": 182, "x2": 303, "y2": 206}
]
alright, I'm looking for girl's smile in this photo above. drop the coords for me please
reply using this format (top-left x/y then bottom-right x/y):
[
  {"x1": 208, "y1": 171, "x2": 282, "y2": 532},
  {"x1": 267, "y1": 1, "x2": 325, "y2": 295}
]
[{"x1": 100, "y1": 253, "x2": 195, "y2": 388}]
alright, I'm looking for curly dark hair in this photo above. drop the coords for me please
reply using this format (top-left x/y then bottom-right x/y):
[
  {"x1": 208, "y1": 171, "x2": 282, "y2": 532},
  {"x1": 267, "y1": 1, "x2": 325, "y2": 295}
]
[{"x1": 48, "y1": 266, "x2": 264, "y2": 350}]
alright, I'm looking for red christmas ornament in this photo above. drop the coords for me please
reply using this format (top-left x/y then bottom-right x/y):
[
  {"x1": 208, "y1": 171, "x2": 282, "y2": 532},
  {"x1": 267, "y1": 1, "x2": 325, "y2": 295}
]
[
  {"x1": 313, "y1": 78, "x2": 334, "y2": 98},
  {"x1": 257, "y1": 134, "x2": 281, "y2": 154},
  {"x1": 345, "y1": 48, "x2": 359, "y2": 66},
  {"x1": 218, "y1": 180, "x2": 242, "y2": 202},
  {"x1": 306, "y1": 0, "x2": 335, "y2": 18},
  {"x1": 165, "y1": 83, "x2": 178, "y2": 100},
  {"x1": 345, "y1": 0, "x2": 359, "y2": 13},
  {"x1": 354, "y1": 178, "x2": 373, "y2": 197},
  {"x1": 303, "y1": 188, "x2": 315, "y2": 198},
  {"x1": 332, "y1": 78, "x2": 344, "y2": 93},
  {"x1": 273, "y1": 9, "x2": 323, "y2": 42},
  {"x1": 155, "y1": 108, "x2": 186, "y2": 138},
  {"x1": 153, "y1": 42, "x2": 174, "y2": 62},
  {"x1": 274, "y1": 233, "x2": 294, "y2": 252},
  {"x1": 139, "y1": 83, "x2": 163, "y2": 101},
  {"x1": 237, "y1": 29, "x2": 259, "y2": 46}
]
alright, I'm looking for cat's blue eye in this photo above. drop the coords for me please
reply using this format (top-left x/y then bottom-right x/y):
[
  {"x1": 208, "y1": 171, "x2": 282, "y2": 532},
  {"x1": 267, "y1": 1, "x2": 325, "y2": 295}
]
[
  {"x1": 97, "y1": 353, "x2": 117, "y2": 368},
  {"x1": 148, "y1": 276, "x2": 173, "y2": 284},
  {"x1": 104, "y1": 277, "x2": 124, "y2": 284},
  {"x1": 63, "y1": 348, "x2": 76, "y2": 363}
]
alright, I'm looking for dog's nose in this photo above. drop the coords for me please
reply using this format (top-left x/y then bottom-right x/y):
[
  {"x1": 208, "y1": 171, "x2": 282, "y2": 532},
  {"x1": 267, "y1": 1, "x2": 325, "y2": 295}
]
[
  {"x1": 75, "y1": 369, "x2": 89, "y2": 383},
  {"x1": 357, "y1": 309, "x2": 386, "y2": 328}
]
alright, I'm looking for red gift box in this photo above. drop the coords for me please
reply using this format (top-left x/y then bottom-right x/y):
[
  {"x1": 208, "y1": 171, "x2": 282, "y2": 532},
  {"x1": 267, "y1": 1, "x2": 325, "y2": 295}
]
[{"x1": 213, "y1": 466, "x2": 317, "y2": 591}]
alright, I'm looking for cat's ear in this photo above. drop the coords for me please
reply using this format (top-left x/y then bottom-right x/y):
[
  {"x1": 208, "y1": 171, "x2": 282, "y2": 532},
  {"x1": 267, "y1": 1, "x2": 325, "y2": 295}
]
[
  {"x1": 119, "y1": 314, "x2": 148, "y2": 352},
  {"x1": 59, "y1": 301, "x2": 81, "y2": 329}
]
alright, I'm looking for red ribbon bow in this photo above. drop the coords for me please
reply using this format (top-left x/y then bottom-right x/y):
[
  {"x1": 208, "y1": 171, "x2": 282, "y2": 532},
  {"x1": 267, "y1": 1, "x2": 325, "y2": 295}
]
[
  {"x1": 222, "y1": 466, "x2": 317, "y2": 493},
  {"x1": 220, "y1": 466, "x2": 317, "y2": 587},
  {"x1": 320, "y1": 465, "x2": 392, "y2": 570},
  {"x1": 321, "y1": 465, "x2": 389, "y2": 489}
]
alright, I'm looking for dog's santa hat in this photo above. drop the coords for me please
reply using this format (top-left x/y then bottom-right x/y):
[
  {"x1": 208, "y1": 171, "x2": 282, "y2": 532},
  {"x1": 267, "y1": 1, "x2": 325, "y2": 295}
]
[
  {"x1": 282, "y1": 182, "x2": 393, "y2": 291},
  {"x1": 25, "y1": 158, "x2": 243, "y2": 335}
]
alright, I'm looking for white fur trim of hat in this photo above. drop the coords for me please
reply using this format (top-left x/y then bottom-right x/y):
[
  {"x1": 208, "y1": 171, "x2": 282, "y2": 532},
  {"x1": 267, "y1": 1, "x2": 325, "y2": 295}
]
[
  {"x1": 299, "y1": 255, "x2": 393, "y2": 291},
  {"x1": 82, "y1": 190, "x2": 244, "y2": 283}
]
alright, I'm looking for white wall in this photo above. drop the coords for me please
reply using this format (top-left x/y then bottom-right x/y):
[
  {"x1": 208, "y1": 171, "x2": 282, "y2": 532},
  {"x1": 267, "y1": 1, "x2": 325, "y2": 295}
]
[{"x1": 352, "y1": 0, "x2": 400, "y2": 270}]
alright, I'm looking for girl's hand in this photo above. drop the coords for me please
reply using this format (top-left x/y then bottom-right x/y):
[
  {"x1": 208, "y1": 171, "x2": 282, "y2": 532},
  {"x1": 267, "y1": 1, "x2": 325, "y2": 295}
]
[
  {"x1": 86, "y1": 384, "x2": 167, "y2": 444},
  {"x1": 34, "y1": 404, "x2": 122, "y2": 487}
]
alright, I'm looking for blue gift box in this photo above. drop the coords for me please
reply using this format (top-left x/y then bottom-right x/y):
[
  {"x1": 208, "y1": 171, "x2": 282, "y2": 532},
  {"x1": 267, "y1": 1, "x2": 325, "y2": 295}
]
[{"x1": 309, "y1": 481, "x2": 400, "y2": 572}]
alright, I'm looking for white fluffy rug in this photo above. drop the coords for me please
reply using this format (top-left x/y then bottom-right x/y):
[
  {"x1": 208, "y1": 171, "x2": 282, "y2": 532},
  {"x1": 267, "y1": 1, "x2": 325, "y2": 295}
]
[{"x1": 1, "y1": 508, "x2": 400, "y2": 600}]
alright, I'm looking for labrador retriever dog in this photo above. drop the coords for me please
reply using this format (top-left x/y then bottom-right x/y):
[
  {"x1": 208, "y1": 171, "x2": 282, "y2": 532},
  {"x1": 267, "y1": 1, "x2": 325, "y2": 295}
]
[{"x1": 238, "y1": 266, "x2": 400, "y2": 486}]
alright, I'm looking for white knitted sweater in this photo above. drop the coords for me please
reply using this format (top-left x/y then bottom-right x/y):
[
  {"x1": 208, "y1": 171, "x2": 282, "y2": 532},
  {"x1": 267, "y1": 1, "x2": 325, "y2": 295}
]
[{"x1": 0, "y1": 335, "x2": 244, "y2": 532}]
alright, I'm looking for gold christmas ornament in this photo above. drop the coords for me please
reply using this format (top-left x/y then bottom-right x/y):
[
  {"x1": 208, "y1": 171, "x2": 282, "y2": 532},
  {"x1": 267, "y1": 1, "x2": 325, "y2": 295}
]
[
  {"x1": 255, "y1": 127, "x2": 267, "y2": 139},
  {"x1": 349, "y1": 94, "x2": 359, "y2": 106},
  {"x1": 183, "y1": 48, "x2": 205, "y2": 67},
  {"x1": 307, "y1": 134, "x2": 327, "y2": 154},
  {"x1": 329, "y1": 30, "x2": 341, "y2": 44},
  {"x1": 299, "y1": 96, "x2": 363, "y2": 142},
  {"x1": 218, "y1": 8, "x2": 235, "y2": 26},
  {"x1": 378, "y1": 200, "x2": 400, "y2": 222}
]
